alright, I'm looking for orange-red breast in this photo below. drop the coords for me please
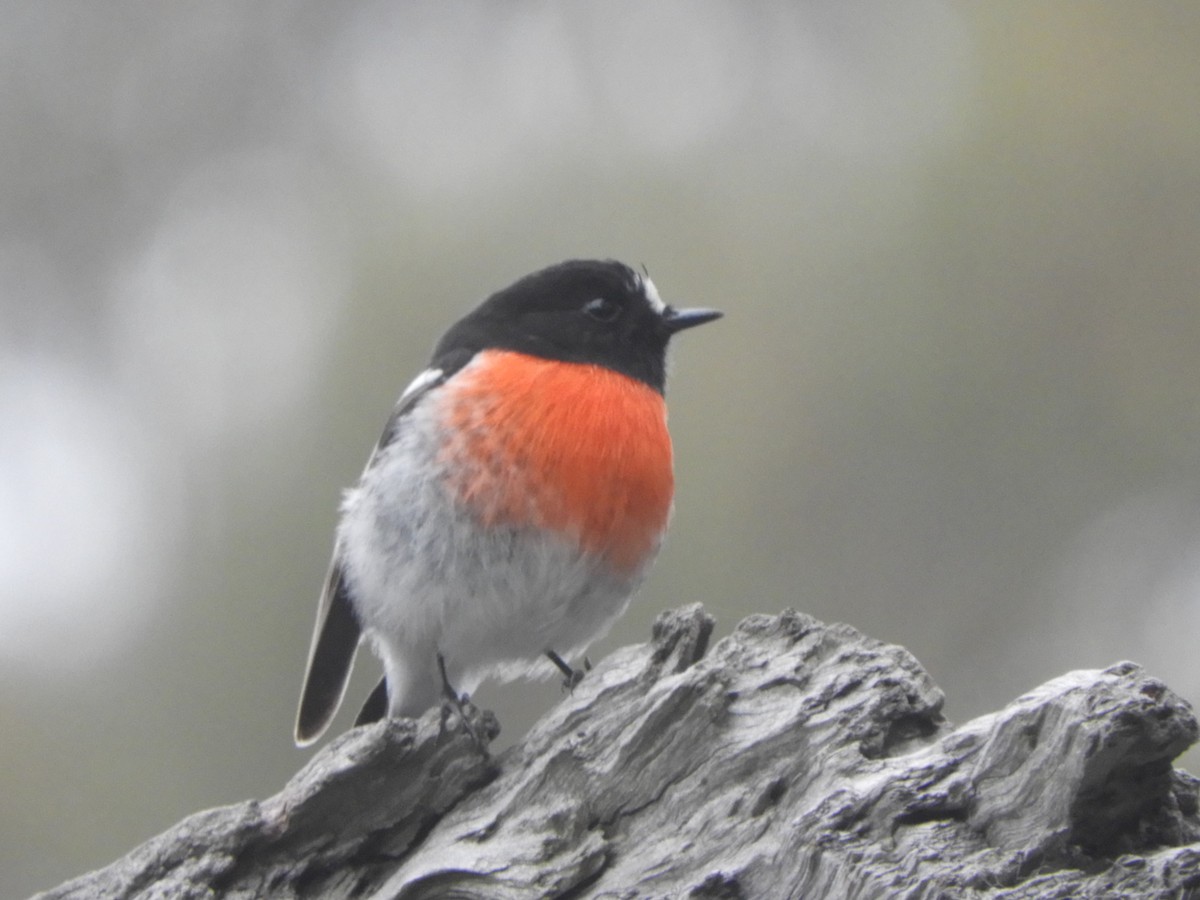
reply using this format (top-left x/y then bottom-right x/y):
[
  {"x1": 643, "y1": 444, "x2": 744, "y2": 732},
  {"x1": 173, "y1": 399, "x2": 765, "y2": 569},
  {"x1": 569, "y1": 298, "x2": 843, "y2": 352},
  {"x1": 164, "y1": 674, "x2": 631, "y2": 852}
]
[{"x1": 295, "y1": 259, "x2": 720, "y2": 746}]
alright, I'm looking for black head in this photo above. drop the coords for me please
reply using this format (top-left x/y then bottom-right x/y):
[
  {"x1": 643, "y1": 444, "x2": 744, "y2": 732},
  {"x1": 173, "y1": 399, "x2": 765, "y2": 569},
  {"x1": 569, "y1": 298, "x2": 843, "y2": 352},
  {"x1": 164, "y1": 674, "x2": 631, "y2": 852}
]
[{"x1": 433, "y1": 260, "x2": 721, "y2": 393}]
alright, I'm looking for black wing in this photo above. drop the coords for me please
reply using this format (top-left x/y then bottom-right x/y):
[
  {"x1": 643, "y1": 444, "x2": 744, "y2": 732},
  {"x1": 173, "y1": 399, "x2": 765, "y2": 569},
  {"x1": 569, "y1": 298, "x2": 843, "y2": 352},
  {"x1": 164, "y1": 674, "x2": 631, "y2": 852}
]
[
  {"x1": 293, "y1": 366, "x2": 450, "y2": 746},
  {"x1": 294, "y1": 560, "x2": 361, "y2": 745}
]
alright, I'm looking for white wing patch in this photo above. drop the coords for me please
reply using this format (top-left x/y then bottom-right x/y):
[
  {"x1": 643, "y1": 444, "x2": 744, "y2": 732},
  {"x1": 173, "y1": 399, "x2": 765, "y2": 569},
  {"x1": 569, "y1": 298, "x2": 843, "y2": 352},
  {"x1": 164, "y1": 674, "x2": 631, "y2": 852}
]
[{"x1": 399, "y1": 367, "x2": 444, "y2": 403}]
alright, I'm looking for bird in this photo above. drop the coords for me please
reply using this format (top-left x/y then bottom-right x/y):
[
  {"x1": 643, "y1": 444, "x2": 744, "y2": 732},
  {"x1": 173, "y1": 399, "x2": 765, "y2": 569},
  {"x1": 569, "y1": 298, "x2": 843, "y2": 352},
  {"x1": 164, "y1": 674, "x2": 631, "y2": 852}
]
[{"x1": 294, "y1": 259, "x2": 721, "y2": 746}]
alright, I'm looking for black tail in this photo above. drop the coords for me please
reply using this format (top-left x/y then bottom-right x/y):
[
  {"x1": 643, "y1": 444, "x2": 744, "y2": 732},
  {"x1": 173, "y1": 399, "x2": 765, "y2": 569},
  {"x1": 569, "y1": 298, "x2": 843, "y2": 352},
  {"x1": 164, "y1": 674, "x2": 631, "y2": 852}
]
[{"x1": 355, "y1": 676, "x2": 389, "y2": 727}]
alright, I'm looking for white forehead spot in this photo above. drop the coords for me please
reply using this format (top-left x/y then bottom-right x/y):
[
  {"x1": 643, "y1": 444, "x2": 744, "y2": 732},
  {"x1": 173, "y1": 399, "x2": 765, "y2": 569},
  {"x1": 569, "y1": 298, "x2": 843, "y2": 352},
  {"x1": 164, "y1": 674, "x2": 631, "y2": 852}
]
[{"x1": 640, "y1": 275, "x2": 666, "y2": 314}]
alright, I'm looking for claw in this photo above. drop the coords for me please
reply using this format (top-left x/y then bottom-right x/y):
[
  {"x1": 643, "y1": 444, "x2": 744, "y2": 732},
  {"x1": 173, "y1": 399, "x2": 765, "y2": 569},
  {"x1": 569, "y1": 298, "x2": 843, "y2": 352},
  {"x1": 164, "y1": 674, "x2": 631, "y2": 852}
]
[
  {"x1": 546, "y1": 649, "x2": 586, "y2": 693},
  {"x1": 436, "y1": 652, "x2": 489, "y2": 752}
]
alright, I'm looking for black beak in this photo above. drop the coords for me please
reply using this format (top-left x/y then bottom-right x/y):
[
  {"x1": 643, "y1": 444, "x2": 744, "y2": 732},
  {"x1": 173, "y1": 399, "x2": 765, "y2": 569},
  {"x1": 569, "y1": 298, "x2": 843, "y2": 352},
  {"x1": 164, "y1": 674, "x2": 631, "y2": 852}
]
[{"x1": 662, "y1": 306, "x2": 723, "y2": 335}]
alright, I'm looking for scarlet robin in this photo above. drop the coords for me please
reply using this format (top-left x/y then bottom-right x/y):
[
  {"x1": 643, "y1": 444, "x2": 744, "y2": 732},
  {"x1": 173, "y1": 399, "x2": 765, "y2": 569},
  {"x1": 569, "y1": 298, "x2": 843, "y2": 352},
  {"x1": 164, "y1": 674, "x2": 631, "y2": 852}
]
[{"x1": 295, "y1": 259, "x2": 721, "y2": 746}]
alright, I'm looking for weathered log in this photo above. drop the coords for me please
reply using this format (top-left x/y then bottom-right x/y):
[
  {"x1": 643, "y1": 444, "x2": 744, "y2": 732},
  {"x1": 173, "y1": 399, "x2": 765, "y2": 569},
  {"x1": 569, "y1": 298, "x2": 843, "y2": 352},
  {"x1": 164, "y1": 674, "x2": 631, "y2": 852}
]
[{"x1": 36, "y1": 606, "x2": 1200, "y2": 899}]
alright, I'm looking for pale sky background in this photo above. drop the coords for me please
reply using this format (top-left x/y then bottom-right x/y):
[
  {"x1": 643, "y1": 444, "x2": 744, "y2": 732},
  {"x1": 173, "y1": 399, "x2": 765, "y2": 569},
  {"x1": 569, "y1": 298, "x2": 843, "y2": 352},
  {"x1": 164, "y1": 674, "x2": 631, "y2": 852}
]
[{"x1": 4, "y1": 3, "x2": 1200, "y2": 896}]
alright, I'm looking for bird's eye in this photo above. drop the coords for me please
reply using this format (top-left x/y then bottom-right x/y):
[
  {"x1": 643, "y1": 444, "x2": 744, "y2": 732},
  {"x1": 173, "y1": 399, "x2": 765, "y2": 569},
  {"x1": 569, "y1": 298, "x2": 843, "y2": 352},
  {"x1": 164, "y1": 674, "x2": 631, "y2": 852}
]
[{"x1": 583, "y1": 297, "x2": 621, "y2": 322}]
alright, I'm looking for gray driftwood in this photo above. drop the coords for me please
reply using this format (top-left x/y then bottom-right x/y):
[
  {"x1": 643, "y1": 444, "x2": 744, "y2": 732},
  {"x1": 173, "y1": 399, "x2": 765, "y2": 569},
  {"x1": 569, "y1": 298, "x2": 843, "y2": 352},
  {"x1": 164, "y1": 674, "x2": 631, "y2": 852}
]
[{"x1": 36, "y1": 606, "x2": 1200, "y2": 899}]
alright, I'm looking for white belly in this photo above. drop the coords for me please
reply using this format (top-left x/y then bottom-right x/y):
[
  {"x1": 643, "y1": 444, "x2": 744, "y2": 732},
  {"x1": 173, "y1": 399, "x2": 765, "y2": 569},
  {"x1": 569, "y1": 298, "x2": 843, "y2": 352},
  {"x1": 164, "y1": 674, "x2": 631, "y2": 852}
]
[{"x1": 336, "y1": 396, "x2": 649, "y2": 716}]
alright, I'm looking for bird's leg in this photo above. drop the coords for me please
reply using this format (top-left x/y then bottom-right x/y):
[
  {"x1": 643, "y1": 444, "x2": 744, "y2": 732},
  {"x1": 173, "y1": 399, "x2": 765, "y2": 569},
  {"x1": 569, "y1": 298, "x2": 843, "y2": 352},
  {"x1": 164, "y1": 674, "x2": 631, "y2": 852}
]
[
  {"x1": 546, "y1": 649, "x2": 586, "y2": 692},
  {"x1": 437, "y1": 651, "x2": 466, "y2": 705},
  {"x1": 437, "y1": 651, "x2": 487, "y2": 752}
]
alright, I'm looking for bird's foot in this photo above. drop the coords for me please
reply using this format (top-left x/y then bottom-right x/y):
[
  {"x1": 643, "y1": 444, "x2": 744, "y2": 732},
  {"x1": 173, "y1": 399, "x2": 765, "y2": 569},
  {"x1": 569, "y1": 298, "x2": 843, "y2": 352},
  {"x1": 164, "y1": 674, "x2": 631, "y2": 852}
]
[
  {"x1": 436, "y1": 652, "x2": 493, "y2": 752},
  {"x1": 546, "y1": 649, "x2": 588, "y2": 693}
]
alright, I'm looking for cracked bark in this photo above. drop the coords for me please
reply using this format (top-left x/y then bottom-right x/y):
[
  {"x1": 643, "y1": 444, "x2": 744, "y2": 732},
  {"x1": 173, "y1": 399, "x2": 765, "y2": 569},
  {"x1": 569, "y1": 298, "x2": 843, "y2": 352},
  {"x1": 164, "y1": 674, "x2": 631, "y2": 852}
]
[{"x1": 35, "y1": 605, "x2": 1200, "y2": 899}]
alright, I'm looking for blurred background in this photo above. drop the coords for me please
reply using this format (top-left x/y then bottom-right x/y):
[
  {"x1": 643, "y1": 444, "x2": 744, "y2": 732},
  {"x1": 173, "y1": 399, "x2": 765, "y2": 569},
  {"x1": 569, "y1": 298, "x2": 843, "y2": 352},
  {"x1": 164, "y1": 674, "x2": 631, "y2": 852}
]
[{"x1": 3, "y1": 2, "x2": 1200, "y2": 895}]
